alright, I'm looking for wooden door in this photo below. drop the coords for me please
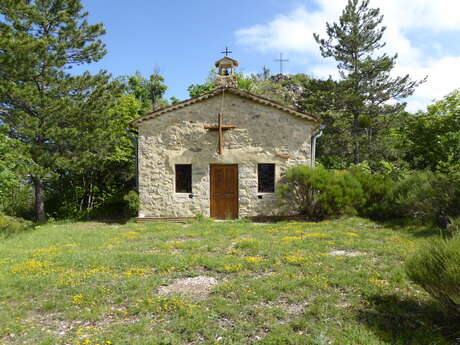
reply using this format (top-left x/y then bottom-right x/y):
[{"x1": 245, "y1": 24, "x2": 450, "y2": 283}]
[{"x1": 210, "y1": 165, "x2": 238, "y2": 219}]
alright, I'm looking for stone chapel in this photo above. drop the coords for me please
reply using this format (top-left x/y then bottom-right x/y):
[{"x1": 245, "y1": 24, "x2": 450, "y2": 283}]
[{"x1": 129, "y1": 56, "x2": 322, "y2": 221}]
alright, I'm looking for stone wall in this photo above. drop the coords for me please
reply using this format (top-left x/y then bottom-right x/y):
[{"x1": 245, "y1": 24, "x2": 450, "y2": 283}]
[{"x1": 137, "y1": 92, "x2": 319, "y2": 218}]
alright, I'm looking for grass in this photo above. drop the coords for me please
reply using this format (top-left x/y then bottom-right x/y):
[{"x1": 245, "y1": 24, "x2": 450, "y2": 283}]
[{"x1": 0, "y1": 217, "x2": 455, "y2": 345}]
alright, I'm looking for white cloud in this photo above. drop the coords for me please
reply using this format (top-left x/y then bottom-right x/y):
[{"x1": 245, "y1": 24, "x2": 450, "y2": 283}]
[
  {"x1": 235, "y1": 0, "x2": 460, "y2": 111},
  {"x1": 395, "y1": 56, "x2": 460, "y2": 111},
  {"x1": 235, "y1": 5, "x2": 339, "y2": 55}
]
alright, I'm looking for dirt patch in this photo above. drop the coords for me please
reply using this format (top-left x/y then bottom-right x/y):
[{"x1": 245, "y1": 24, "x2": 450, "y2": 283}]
[
  {"x1": 329, "y1": 250, "x2": 365, "y2": 257},
  {"x1": 157, "y1": 276, "x2": 218, "y2": 299},
  {"x1": 250, "y1": 271, "x2": 276, "y2": 280},
  {"x1": 166, "y1": 237, "x2": 203, "y2": 242},
  {"x1": 257, "y1": 298, "x2": 309, "y2": 316},
  {"x1": 22, "y1": 311, "x2": 131, "y2": 339}
]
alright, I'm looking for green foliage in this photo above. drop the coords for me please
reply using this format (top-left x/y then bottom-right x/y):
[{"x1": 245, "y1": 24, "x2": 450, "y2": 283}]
[
  {"x1": 169, "y1": 96, "x2": 181, "y2": 104},
  {"x1": 124, "y1": 71, "x2": 170, "y2": 112},
  {"x1": 123, "y1": 190, "x2": 139, "y2": 217},
  {"x1": 314, "y1": 0, "x2": 422, "y2": 164},
  {"x1": 388, "y1": 171, "x2": 460, "y2": 225},
  {"x1": 149, "y1": 73, "x2": 168, "y2": 109},
  {"x1": 447, "y1": 217, "x2": 460, "y2": 238},
  {"x1": 187, "y1": 67, "x2": 293, "y2": 105},
  {"x1": 187, "y1": 82, "x2": 214, "y2": 98},
  {"x1": 0, "y1": 131, "x2": 34, "y2": 217},
  {"x1": 0, "y1": 0, "x2": 121, "y2": 221},
  {"x1": 406, "y1": 233, "x2": 460, "y2": 319},
  {"x1": 279, "y1": 164, "x2": 460, "y2": 226},
  {"x1": 0, "y1": 214, "x2": 33, "y2": 236},
  {"x1": 348, "y1": 163, "x2": 395, "y2": 219},
  {"x1": 187, "y1": 69, "x2": 217, "y2": 98},
  {"x1": 0, "y1": 134, "x2": 19, "y2": 196},
  {"x1": 44, "y1": 93, "x2": 141, "y2": 220},
  {"x1": 278, "y1": 166, "x2": 365, "y2": 220},
  {"x1": 400, "y1": 90, "x2": 460, "y2": 172}
]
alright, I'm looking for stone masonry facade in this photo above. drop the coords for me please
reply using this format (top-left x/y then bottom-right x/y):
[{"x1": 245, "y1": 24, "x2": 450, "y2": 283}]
[{"x1": 136, "y1": 91, "x2": 319, "y2": 219}]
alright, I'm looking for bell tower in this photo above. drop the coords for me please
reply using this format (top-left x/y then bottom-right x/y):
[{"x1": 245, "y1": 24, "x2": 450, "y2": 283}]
[{"x1": 214, "y1": 48, "x2": 239, "y2": 88}]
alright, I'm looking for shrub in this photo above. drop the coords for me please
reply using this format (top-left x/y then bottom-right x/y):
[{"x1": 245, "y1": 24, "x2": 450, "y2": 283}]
[
  {"x1": 406, "y1": 233, "x2": 460, "y2": 319},
  {"x1": 0, "y1": 214, "x2": 33, "y2": 236},
  {"x1": 349, "y1": 165, "x2": 395, "y2": 219},
  {"x1": 388, "y1": 171, "x2": 460, "y2": 225},
  {"x1": 123, "y1": 190, "x2": 139, "y2": 217},
  {"x1": 278, "y1": 166, "x2": 365, "y2": 220}
]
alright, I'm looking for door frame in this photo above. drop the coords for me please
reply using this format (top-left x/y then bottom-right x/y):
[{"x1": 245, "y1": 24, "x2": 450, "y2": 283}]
[{"x1": 209, "y1": 164, "x2": 239, "y2": 219}]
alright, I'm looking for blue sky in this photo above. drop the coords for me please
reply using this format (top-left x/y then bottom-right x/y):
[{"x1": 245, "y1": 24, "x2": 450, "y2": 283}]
[{"x1": 80, "y1": 0, "x2": 460, "y2": 111}]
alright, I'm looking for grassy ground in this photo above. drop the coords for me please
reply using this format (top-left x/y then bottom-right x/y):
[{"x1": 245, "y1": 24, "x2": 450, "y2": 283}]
[{"x1": 0, "y1": 217, "x2": 454, "y2": 345}]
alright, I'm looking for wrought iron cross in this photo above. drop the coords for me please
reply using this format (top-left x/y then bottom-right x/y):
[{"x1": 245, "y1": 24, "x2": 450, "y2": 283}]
[
  {"x1": 274, "y1": 53, "x2": 289, "y2": 74},
  {"x1": 205, "y1": 113, "x2": 237, "y2": 154},
  {"x1": 220, "y1": 46, "x2": 232, "y2": 56}
]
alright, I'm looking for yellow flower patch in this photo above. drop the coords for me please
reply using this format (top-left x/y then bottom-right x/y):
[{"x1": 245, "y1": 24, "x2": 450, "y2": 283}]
[
  {"x1": 165, "y1": 241, "x2": 185, "y2": 249},
  {"x1": 235, "y1": 238, "x2": 259, "y2": 249},
  {"x1": 281, "y1": 232, "x2": 330, "y2": 243},
  {"x1": 223, "y1": 263, "x2": 243, "y2": 272},
  {"x1": 72, "y1": 294, "x2": 85, "y2": 305},
  {"x1": 284, "y1": 255, "x2": 306, "y2": 265},
  {"x1": 74, "y1": 338, "x2": 112, "y2": 345},
  {"x1": 303, "y1": 232, "x2": 330, "y2": 238},
  {"x1": 308, "y1": 274, "x2": 329, "y2": 289},
  {"x1": 10, "y1": 260, "x2": 57, "y2": 276},
  {"x1": 136, "y1": 297, "x2": 198, "y2": 316},
  {"x1": 369, "y1": 277, "x2": 388, "y2": 287},
  {"x1": 245, "y1": 256, "x2": 264, "y2": 264},
  {"x1": 124, "y1": 268, "x2": 148, "y2": 277},
  {"x1": 344, "y1": 232, "x2": 359, "y2": 237}
]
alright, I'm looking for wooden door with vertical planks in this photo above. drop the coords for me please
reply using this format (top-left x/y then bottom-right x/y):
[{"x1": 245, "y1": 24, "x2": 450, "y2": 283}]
[{"x1": 210, "y1": 165, "x2": 238, "y2": 219}]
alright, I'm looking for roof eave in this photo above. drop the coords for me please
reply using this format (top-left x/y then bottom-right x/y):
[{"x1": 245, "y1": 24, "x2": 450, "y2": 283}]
[{"x1": 128, "y1": 86, "x2": 321, "y2": 127}]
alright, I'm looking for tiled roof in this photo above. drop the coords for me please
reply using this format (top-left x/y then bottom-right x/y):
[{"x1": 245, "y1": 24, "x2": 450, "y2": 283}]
[{"x1": 129, "y1": 87, "x2": 321, "y2": 128}]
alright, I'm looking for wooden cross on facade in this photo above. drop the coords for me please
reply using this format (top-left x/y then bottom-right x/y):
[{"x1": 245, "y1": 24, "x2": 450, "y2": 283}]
[{"x1": 205, "y1": 113, "x2": 237, "y2": 154}]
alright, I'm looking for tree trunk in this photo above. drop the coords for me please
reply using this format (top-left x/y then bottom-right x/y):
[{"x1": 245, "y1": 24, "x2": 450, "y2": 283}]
[
  {"x1": 352, "y1": 113, "x2": 361, "y2": 164},
  {"x1": 34, "y1": 178, "x2": 46, "y2": 223}
]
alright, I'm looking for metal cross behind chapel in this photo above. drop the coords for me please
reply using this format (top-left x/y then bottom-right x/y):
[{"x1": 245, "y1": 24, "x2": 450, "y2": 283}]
[
  {"x1": 220, "y1": 46, "x2": 232, "y2": 56},
  {"x1": 275, "y1": 53, "x2": 289, "y2": 74},
  {"x1": 205, "y1": 113, "x2": 237, "y2": 154}
]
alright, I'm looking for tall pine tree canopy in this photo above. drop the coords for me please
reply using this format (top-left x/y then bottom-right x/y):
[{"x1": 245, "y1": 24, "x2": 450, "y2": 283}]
[
  {"x1": 314, "y1": 0, "x2": 424, "y2": 163},
  {"x1": 0, "y1": 0, "x2": 123, "y2": 221}
]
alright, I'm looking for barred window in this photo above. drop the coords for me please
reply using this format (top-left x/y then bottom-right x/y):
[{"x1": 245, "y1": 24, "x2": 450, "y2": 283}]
[
  {"x1": 258, "y1": 164, "x2": 275, "y2": 193},
  {"x1": 175, "y1": 164, "x2": 192, "y2": 193}
]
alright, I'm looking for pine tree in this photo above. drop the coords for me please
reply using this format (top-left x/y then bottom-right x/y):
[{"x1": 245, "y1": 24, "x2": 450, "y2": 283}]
[
  {"x1": 0, "y1": 0, "x2": 121, "y2": 221},
  {"x1": 314, "y1": 0, "x2": 424, "y2": 163}
]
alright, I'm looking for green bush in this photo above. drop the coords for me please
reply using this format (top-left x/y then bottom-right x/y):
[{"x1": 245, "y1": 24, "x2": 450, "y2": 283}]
[
  {"x1": 388, "y1": 171, "x2": 460, "y2": 225},
  {"x1": 349, "y1": 165, "x2": 395, "y2": 219},
  {"x1": 0, "y1": 214, "x2": 33, "y2": 236},
  {"x1": 278, "y1": 165, "x2": 460, "y2": 225},
  {"x1": 278, "y1": 166, "x2": 365, "y2": 220},
  {"x1": 123, "y1": 190, "x2": 139, "y2": 217},
  {"x1": 406, "y1": 233, "x2": 460, "y2": 319}
]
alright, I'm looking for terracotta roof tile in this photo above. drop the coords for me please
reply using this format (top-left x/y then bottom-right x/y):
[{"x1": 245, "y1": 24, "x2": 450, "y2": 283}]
[{"x1": 129, "y1": 87, "x2": 321, "y2": 127}]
